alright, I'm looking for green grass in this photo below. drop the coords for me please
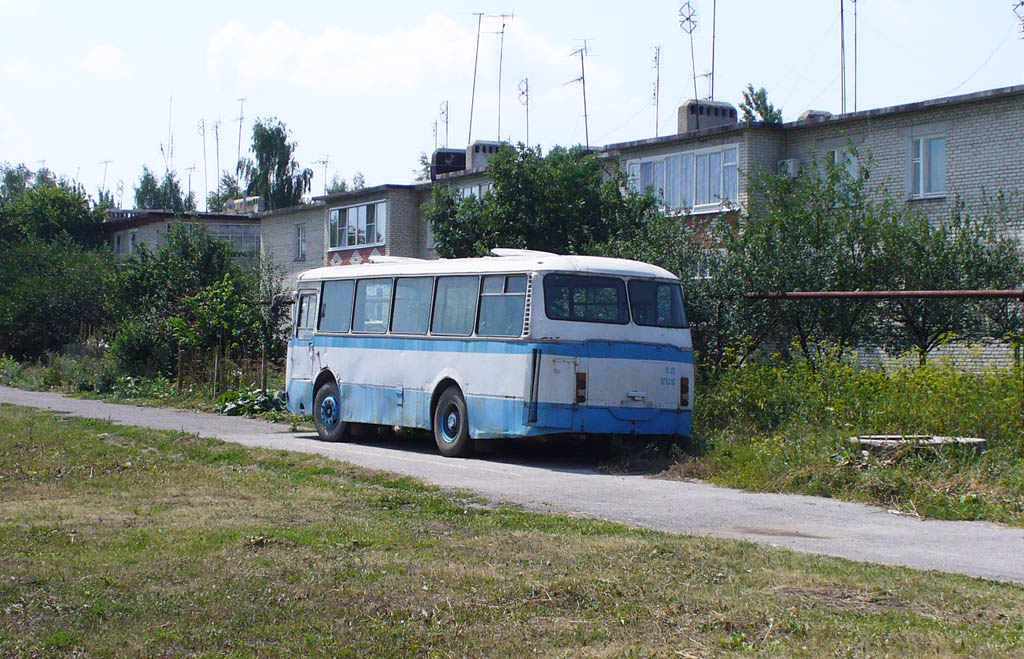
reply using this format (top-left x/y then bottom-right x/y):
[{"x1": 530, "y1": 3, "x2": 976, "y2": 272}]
[
  {"x1": 2, "y1": 403, "x2": 1024, "y2": 655},
  {"x1": 671, "y1": 357, "x2": 1024, "y2": 526}
]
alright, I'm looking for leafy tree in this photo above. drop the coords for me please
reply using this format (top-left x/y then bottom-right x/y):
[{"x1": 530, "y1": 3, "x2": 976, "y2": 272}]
[
  {"x1": 134, "y1": 166, "x2": 195, "y2": 212},
  {"x1": 206, "y1": 172, "x2": 243, "y2": 212},
  {"x1": 424, "y1": 143, "x2": 657, "y2": 257},
  {"x1": 326, "y1": 174, "x2": 348, "y2": 195},
  {"x1": 1, "y1": 163, "x2": 34, "y2": 202},
  {"x1": 0, "y1": 179, "x2": 104, "y2": 247},
  {"x1": 237, "y1": 117, "x2": 312, "y2": 210},
  {"x1": 0, "y1": 238, "x2": 115, "y2": 359},
  {"x1": 739, "y1": 84, "x2": 783, "y2": 123},
  {"x1": 352, "y1": 170, "x2": 365, "y2": 190},
  {"x1": 414, "y1": 152, "x2": 431, "y2": 182}
]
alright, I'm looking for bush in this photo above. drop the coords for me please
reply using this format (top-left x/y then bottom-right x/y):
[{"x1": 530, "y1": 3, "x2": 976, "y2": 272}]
[
  {"x1": 0, "y1": 354, "x2": 23, "y2": 385},
  {"x1": 111, "y1": 375, "x2": 179, "y2": 400},
  {"x1": 216, "y1": 386, "x2": 286, "y2": 416},
  {"x1": 108, "y1": 317, "x2": 175, "y2": 378}
]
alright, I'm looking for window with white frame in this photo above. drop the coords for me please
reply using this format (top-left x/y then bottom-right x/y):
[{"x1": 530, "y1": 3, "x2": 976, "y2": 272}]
[
  {"x1": 328, "y1": 201, "x2": 387, "y2": 249},
  {"x1": 826, "y1": 148, "x2": 860, "y2": 179},
  {"x1": 908, "y1": 136, "x2": 946, "y2": 198},
  {"x1": 626, "y1": 144, "x2": 738, "y2": 212},
  {"x1": 294, "y1": 223, "x2": 306, "y2": 261},
  {"x1": 206, "y1": 224, "x2": 259, "y2": 256},
  {"x1": 458, "y1": 182, "x2": 490, "y2": 199}
]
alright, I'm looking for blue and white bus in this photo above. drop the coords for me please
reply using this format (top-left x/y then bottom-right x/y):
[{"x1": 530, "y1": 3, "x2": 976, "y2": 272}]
[{"x1": 285, "y1": 249, "x2": 693, "y2": 457}]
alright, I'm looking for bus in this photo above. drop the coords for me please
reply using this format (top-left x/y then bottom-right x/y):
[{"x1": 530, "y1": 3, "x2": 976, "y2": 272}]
[{"x1": 284, "y1": 249, "x2": 693, "y2": 457}]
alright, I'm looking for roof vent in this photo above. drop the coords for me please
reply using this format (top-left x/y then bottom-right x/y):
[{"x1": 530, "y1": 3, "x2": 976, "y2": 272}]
[
  {"x1": 678, "y1": 100, "x2": 738, "y2": 134},
  {"x1": 798, "y1": 109, "x2": 833, "y2": 122}
]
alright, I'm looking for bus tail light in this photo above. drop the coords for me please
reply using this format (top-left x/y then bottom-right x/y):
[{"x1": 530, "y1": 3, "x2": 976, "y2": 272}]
[
  {"x1": 680, "y1": 376, "x2": 690, "y2": 408},
  {"x1": 576, "y1": 372, "x2": 587, "y2": 404}
]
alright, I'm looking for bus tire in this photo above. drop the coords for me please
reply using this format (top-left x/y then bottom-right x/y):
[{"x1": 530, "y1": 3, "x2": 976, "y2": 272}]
[
  {"x1": 433, "y1": 385, "x2": 473, "y2": 457},
  {"x1": 313, "y1": 382, "x2": 348, "y2": 442}
]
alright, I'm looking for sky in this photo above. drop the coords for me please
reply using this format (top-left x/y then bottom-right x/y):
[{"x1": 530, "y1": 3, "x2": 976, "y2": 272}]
[{"x1": 1, "y1": 1, "x2": 1022, "y2": 209}]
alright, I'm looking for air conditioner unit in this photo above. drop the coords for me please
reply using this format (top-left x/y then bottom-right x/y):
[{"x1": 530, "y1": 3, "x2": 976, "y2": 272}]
[{"x1": 778, "y1": 158, "x2": 800, "y2": 178}]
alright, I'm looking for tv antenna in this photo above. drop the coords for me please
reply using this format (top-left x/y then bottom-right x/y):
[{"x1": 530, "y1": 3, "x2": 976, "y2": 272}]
[
  {"x1": 115, "y1": 180, "x2": 124, "y2": 209},
  {"x1": 432, "y1": 119, "x2": 438, "y2": 152},
  {"x1": 212, "y1": 119, "x2": 222, "y2": 195},
  {"x1": 99, "y1": 160, "x2": 112, "y2": 193},
  {"x1": 185, "y1": 164, "x2": 196, "y2": 204},
  {"x1": 518, "y1": 78, "x2": 530, "y2": 147},
  {"x1": 313, "y1": 156, "x2": 330, "y2": 195},
  {"x1": 652, "y1": 46, "x2": 661, "y2": 137},
  {"x1": 163, "y1": 97, "x2": 174, "y2": 173},
  {"x1": 198, "y1": 119, "x2": 209, "y2": 210},
  {"x1": 853, "y1": 0, "x2": 859, "y2": 111},
  {"x1": 1017, "y1": 1, "x2": 1024, "y2": 35},
  {"x1": 467, "y1": 12, "x2": 484, "y2": 146},
  {"x1": 678, "y1": 2, "x2": 700, "y2": 131},
  {"x1": 710, "y1": 0, "x2": 717, "y2": 100},
  {"x1": 439, "y1": 100, "x2": 449, "y2": 147},
  {"x1": 566, "y1": 40, "x2": 592, "y2": 149},
  {"x1": 488, "y1": 11, "x2": 514, "y2": 141},
  {"x1": 235, "y1": 97, "x2": 246, "y2": 168},
  {"x1": 840, "y1": 0, "x2": 847, "y2": 113}
]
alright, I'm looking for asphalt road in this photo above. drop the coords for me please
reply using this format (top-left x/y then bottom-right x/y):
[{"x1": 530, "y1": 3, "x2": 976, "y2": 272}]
[{"x1": 3, "y1": 385, "x2": 1023, "y2": 585}]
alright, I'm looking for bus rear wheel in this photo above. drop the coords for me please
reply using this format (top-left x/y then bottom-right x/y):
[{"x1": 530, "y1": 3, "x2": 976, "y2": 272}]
[
  {"x1": 433, "y1": 386, "x2": 473, "y2": 457},
  {"x1": 313, "y1": 382, "x2": 348, "y2": 442}
]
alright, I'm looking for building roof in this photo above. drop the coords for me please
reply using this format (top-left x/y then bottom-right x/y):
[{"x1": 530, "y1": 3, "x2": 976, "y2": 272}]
[
  {"x1": 312, "y1": 183, "x2": 418, "y2": 204},
  {"x1": 297, "y1": 251, "x2": 678, "y2": 282},
  {"x1": 102, "y1": 209, "x2": 258, "y2": 230}
]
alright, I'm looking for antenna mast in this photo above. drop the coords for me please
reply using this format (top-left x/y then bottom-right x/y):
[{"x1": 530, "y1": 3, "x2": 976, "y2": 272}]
[
  {"x1": 185, "y1": 164, "x2": 196, "y2": 205},
  {"x1": 467, "y1": 13, "x2": 483, "y2": 146},
  {"x1": 710, "y1": 0, "x2": 717, "y2": 99},
  {"x1": 99, "y1": 160, "x2": 112, "y2": 194},
  {"x1": 440, "y1": 101, "x2": 449, "y2": 147},
  {"x1": 198, "y1": 119, "x2": 208, "y2": 210},
  {"x1": 213, "y1": 120, "x2": 222, "y2": 196},
  {"x1": 313, "y1": 156, "x2": 329, "y2": 195},
  {"x1": 567, "y1": 41, "x2": 591, "y2": 149},
  {"x1": 235, "y1": 97, "x2": 246, "y2": 168},
  {"x1": 518, "y1": 78, "x2": 530, "y2": 147},
  {"x1": 166, "y1": 97, "x2": 174, "y2": 173},
  {"x1": 1017, "y1": 1, "x2": 1024, "y2": 35},
  {"x1": 652, "y1": 46, "x2": 661, "y2": 137},
  {"x1": 853, "y1": 0, "x2": 858, "y2": 111},
  {"x1": 490, "y1": 12, "x2": 513, "y2": 141},
  {"x1": 840, "y1": 0, "x2": 847, "y2": 113},
  {"x1": 679, "y1": 2, "x2": 700, "y2": 131}
]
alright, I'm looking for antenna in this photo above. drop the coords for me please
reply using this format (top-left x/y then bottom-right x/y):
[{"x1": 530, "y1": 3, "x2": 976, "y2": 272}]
[
  {"x1": 198, "y1": 119, "x2": 209, "y2": 211},
  {"x1": 213, "y1": 119, "x2": 222, "y2": 195},
  {"x1": 518, "y1": 78, "x2": 530, "y2": 147},
  {"x1": 432, "y1": 120, "x2": 438, "y2": 152},
  {"x1": 679, "y1": 2, "x2": 700, "y2": 131},
  {"x1": 566, "y1": 40, "x2": 592, "y2": 149},
  {"x1": 439, "y1": 101, "x2": 449, "y2": 147},
  {"x1": 166, "y1": 97, "x2": 174, "y2": 173},
  {"x1": 467, "y1": 13, "x2": 483, "y2": 146},
  {"x1": 488, "y1": 11, "x2": 514, "y2": 141},
  {"x1": 840, "y1": 0, "x2": 847, "y2": 113},
  {"x1": 313, "y1": 156, "x2": 329, "y2": 195},
  {"x1": 115, "y1": 180, "x2": 124, "y2": 209},
  {"x1": 185, "y1": 164, "x2": 196, "y2": 204},
  {"x1": 652, "y1": 46, "x2": 661, "y2": 138},
  {"x1": 1017, "y1": 1, "x2": 1024, "y2": 35},
  {"x1": 99, "y1": 160, "x2": 112, "y2": 193},
  {"x1": 853, "y1": 0, "x2": 858, "y2": 111},
  {"x1": 710, "y1": 0, "x2": 717, "y2": 100},
  {"x1": 235, "y1": 97, "x2": 246, "y2": 168}
]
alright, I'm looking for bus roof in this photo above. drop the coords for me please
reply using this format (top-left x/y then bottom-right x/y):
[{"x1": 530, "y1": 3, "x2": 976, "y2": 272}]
[{"x1": 296, "y1": 252, "x2": 679, "y2": 283}]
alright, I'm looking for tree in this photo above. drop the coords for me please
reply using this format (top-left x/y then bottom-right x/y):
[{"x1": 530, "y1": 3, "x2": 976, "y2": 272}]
[
  {"x1": 739, "y1": 84, "x2": 783, "y2": 123},
  {"x1": 414, "y1": 152, "x2": 431, "y2": 182},
  {"x1": 424, "y1": 143, "x2": 657, "y2": 257},
  {"x1": 0, "y1": 179, "x2": 104, "y2": 247},
  {"x1": 352, "y1": 171, "x2": 365, "y2": 190},
  {"x1": 325, "y1": 174, "x2": 348, "y2": 195},
  {"x1": 206, "y1": 172, "x2": 243, "y2": 212},
  {"x1": 237, "y1": 117, "x2": 313, "y2": 210},
  {"x1": 134, "y1": 166, "x2": 195, "y2": 212},
  {"x1": 1, "y1": 163, "x2": 33, "y2": 202}
]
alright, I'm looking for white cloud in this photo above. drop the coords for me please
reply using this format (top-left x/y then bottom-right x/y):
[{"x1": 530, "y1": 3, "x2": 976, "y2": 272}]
[{"x1": 76, "y1": 44, "x2": 133, "y2": 79}]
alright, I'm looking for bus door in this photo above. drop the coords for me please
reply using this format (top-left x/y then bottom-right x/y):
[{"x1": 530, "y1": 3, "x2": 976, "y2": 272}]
[{"x1": 290, "y1": 289, "x2": 319, "y2": 384}]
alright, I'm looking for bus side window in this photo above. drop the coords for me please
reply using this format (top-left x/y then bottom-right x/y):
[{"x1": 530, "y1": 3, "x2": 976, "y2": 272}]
[
  {"x1": 295, "y1": 293, "x2": 317, "y2": 339},
  {"x1": 320, "y1": 280, "x2": 355, "y2": 332},
  {"x1": 477, "y1": 275, "x2": 527, "y2": 336},
  {"x1": 432, "y1": 276, "x2": 478, "y2": 335},
  {"x1": 353, "y1": 278, "x2": 393, "y2": 333},
  {"x1": 391, "y1": 277, "x2": 433, "y2": 334}
]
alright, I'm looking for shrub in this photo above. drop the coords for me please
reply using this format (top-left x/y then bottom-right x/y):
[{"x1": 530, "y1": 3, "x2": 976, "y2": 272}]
[{"x1": 217, "y1": 386, "x2": 286, "y2": 416}]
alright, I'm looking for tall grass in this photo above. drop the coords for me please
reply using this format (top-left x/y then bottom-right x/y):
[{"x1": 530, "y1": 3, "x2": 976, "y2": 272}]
[{"x1": 692, "y1": 355, "x2": 1024, "y2": 523}]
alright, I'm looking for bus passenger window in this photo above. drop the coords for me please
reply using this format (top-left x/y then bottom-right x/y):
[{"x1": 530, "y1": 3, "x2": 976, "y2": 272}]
[
  {"x1": 353, "y1": 278, "x2": 393, "y2": 333},
  {"x1": 478, "y1": 275, "x2": 527, "y2": 337},
  {"x1": 319, "y1": 280, "x2": 354, "y2": 332},
  {"x1": 432, "y1": 276, "x2": 478, "y2": 335},
  {"x1": 295, "y1": 292, "x2": 318, "y2": 338},
  {"x1": 391, "y1": 277, "x2": 433, "y2": 334}
]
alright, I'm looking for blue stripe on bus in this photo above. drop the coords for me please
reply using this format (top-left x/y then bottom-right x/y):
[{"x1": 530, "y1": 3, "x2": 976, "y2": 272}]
[{"x1": 298, "y1": 335, "x2": 694, "y2": 363}]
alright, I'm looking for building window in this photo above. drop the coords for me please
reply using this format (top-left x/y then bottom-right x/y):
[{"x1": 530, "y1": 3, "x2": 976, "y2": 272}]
[
  {"x1": 328, "y1": 201, "x2": 387, "y2": 249},
  {"x1": 826, "y1": 148, "x2": 860, "y2": 178},
  {"x1": 626, "y1": 144, "x2": 738, "y2": 213},
  {"x1": 908, "y1": 136, "x2": 946, "y2": 198},
  {"x1": 294, "y1": 224, "x2": 307, "y2": 261},
  {"x1": 205, "y1": 223, "x2": 259, "y2": 256},
  {"x1": 458, "y1": 182, "x2": 490, "y2": 199}
]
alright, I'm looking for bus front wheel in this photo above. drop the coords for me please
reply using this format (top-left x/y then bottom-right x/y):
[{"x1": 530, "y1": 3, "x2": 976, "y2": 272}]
[
  {"x1": 433, "y1": 386, "x2": 473, "y2": 458},
  {"x1": 313, "y1": 382, "x2": 348, "y2": 442}
]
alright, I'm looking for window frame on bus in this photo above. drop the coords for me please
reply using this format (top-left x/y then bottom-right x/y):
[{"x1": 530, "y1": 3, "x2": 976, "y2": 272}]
[
  {"x1": 351, "y1": 277, "x2": 395, "y2": 334},
  {"x1": 541, "y1": 273, "x2": 631, "y2": 326},
  {"x1": 294, "y1": 290, "x2": 319, "y2": 339},
  {"x1": 317, "y1": 279, "x2": 356, "y2": 334},
  {"x1": 431, "y1": 275, "x2": 481, "y2": 337},
  {"x1": 476, "y1": 273, "x2": 528, "y2": 337},
  {"x1": 389, "y1": 276, "x2": 435, "y2": 336}
]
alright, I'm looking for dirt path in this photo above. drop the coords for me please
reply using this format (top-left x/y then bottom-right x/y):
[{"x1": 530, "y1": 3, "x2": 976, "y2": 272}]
[{"x1": 3, "y1": 385, "x2": 1022, "y2": 584}]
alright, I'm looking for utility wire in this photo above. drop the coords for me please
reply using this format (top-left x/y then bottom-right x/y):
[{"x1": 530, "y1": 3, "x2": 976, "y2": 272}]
[{"x1": 944, "y1": 22, "x2": 1015, "y2": 96}]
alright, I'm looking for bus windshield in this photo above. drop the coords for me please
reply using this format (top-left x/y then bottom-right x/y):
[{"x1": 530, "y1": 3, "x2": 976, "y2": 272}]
[{"x1": 544, "y1": 274, "x2": 687, "y2": 328}]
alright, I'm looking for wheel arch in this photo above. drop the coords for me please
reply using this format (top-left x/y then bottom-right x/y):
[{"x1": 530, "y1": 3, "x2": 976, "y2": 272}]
[{"x1": 313, "y1": 368, "x2": 337, "y2": 396}]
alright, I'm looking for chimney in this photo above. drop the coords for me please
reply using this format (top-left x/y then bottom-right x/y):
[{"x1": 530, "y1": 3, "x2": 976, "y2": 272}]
[
  {"x1": 465, "y1": 140, "x2": 505, "y2": 170},
  {"x1": 678, "y1": 100, "x2": 738, "y2": 134}
]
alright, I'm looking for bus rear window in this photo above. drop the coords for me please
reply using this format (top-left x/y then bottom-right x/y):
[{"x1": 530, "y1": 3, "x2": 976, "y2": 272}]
[
  {"x1": 628, "y1": 280, "x2": 687, "y2": 328},
  {"x1": 543, "y1": 274, "x2": 629, "y2": 325}
]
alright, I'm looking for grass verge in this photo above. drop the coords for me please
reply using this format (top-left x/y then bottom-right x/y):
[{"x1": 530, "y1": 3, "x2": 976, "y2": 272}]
[{"x1": 2, "y1": 403, "x2": 1024, "y2": 655}]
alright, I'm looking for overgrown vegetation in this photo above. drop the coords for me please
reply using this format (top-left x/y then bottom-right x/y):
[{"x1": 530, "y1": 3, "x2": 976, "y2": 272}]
[{"x1": 3, "y1": 404, "x2": 1023, "y2": 655}]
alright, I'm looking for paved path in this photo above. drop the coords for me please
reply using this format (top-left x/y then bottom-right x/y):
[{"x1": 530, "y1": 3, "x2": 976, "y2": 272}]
[{"x1": 3, "y1": 386, "x2": 1023, "y2": 585}]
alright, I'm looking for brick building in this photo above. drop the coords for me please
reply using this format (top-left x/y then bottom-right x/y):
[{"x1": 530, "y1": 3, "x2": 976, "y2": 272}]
[{"x1": 102, "y1": 209, "x2": 260, "y2": 259}]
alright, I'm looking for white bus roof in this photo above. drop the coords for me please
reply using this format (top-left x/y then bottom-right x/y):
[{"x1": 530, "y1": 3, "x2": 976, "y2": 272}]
[{"x1": 296, "y1": 251, "x2": 678, "y2": 283}]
